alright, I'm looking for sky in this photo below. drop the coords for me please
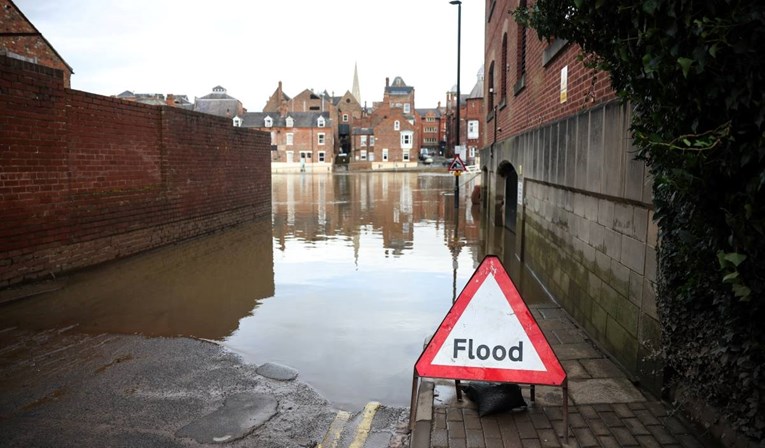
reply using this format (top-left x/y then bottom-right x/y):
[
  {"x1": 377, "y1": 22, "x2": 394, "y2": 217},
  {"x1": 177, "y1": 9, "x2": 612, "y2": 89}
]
[{"x1": 16, "y1": 0, "x2": 486, "y2": 111}]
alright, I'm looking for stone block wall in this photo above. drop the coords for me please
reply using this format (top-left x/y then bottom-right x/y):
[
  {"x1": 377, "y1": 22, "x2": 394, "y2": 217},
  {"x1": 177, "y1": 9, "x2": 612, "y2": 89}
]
[{"x1": 486, "y1": 100, "x2": 661, "y2": 392}]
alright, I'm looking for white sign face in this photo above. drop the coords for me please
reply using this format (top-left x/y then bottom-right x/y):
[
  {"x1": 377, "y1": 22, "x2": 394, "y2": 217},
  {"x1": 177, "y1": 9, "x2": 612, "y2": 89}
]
[
  {"x1": 431, "y1": 272, "x2": 545, "y2": 371},
  {"x1": 560, "y1": 65, "x2": 568, "y2": 103}
]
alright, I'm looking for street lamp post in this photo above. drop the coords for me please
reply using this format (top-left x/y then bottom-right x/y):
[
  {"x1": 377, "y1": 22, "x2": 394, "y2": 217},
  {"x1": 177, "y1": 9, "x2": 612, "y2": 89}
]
[{"x1": 450, "y1": 0, "x2": 461, "y2": 210}]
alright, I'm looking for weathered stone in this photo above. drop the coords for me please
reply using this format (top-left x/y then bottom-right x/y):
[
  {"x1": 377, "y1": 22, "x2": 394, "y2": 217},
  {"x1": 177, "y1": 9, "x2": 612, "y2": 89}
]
[
  {"x1": 604, "y1": 317, "x2": 639, "y2": 371},
  {"x1": 256, "y1": 362, "x2": 299, "y2": 381},
  {"x1": 569, "y1": 378, "x2": 646, "y2": 404},
  {"x1": 597, "y1": 199, "x2": 614, "y2": 227},
  {"x1": 633, "y1": 207, "x2": 649, "y2": 243},
  {"x1": 175, "y1": 392, "x2": 278, "y2": 444},
  {"x1": 587, "y1": 107, "x2": 605, "y2": 194},
  {"x1": 609, "y1": 259, "x2": 631, "y2": 300},
  {"x1": 603, "y1": 228, "x2": 622, "y2": 259},
  {"x1": 620, "y1": 235, "x2": 646, "y2": 274}
]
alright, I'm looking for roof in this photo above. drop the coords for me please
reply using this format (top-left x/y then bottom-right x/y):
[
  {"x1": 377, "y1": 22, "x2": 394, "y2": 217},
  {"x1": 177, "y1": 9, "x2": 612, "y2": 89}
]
[
  {"x1": 194, "y1": 98, "x2": 241, "y2": 116},
  {"x1": 241, "y1": 111, "x2": 330, "y2": 128},
  {"x1": 386, "y1": 76, "x2": 413, "y2": 96},
  {"x1": 352, "y1": 128, "x2": 375, "y2": 135},
  {"x1": 2, "y1": 0, "x2": 74, "y2": 74},
  {"x1": 416, "y1": 108, "x2": 442, "y2": 118}
]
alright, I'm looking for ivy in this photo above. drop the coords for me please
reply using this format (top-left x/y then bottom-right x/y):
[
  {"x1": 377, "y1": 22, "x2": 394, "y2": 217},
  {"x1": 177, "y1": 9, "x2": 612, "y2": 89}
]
[{"x1": 515, "y1": 0, "x2": 765, "y2": 440}]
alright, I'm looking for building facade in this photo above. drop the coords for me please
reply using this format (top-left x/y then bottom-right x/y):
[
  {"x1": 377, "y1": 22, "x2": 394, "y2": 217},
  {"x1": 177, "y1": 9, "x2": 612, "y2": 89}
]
[{"x1": 480, "y1": 0, "x2": 659, "y2": 393}]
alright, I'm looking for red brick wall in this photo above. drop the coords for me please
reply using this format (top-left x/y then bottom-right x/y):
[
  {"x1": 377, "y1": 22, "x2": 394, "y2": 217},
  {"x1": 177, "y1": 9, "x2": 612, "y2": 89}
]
[
  {"x1": 0, "y1": 55, "x2": 271, "y2": 287},
  {"x1": 485, "y1": 0, "x2": 617, "y2": 139}
]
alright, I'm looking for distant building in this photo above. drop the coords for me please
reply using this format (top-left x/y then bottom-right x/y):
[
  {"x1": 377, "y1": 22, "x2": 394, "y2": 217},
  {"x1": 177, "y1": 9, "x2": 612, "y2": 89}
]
[
  {"x1": 113, "y1": 91, "x2": 193, "y2": 109},
  {"x1": 194, "y1": 85, "x2": 244, "y2": 120},
  {"x1": 242, "y1": 110, "x2": 334, "y2": 173},
  {"x1": 0, "y1": 0, "x2": 73, "y2": 87}
]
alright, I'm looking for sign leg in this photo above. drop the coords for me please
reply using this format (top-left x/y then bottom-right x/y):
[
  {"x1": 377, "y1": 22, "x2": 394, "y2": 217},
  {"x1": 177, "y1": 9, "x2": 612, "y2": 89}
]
[
  {"x1": 530, "y1": 384, "x2": 535, "y2": 404},
  {"x1": 562, "y1": 379, "x2": 569, "y2": 444},
  {"x1": 409, "y1": 369, "x2": 420, "y2": 432},
  {"x1": 455, "y1": 380, "x2": 462, "y2": 401}
]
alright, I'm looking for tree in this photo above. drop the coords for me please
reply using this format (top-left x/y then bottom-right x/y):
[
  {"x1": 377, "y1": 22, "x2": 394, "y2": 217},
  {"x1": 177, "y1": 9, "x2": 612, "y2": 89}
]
[{"x1": 515, "y1": 0, "x2": 764, "y2": 439}]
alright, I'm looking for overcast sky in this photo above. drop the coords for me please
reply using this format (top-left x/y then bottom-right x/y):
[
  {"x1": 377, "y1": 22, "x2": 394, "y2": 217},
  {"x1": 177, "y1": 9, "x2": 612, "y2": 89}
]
[{"x1": 16, "y1": 0, "x2": 485, "y2": 111}]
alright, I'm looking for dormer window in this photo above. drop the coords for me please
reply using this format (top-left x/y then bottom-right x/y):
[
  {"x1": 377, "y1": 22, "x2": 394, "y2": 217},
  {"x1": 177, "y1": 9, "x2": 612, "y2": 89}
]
[
  {"x1": 232, "y1": 116, "x2": 242, "y2": 127},
  {"x1": 317, "y1": 116, "x2": 326, "y2": 128},
  {"x1": 264, "y1": 116, "x2": 273, "y2": 127},
  {"x1": 286, "y1": 116, "x2": 294, "y2": 128},
  {"x1": 403, "y1": 103, "x2": 411, "y2": 114},
  {"x1": 394, "y1": 120, "x2": 400, "y2": 131}
]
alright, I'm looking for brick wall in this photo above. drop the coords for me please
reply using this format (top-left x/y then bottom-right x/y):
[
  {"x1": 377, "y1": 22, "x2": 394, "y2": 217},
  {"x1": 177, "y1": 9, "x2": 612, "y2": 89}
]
[{"x1": 0, "y1": 55, "x2": 271, "y2": 287}]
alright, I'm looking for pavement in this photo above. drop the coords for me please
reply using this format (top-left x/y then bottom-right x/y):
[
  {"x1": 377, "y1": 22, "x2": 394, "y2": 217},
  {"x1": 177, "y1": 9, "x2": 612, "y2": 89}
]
[{"x1": 409, "y1": 302, "x2": 724, "y2": 448}]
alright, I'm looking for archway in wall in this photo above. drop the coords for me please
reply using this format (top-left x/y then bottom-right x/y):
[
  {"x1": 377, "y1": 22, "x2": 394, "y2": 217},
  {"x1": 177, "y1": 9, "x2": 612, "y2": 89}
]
[{"x1": 497, "y1": 161, "x2": 518, "y2": 233}]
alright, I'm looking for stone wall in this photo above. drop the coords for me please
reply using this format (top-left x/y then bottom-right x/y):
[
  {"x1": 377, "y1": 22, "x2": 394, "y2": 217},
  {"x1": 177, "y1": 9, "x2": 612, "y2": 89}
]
[{"x1": 483, "y1": 100, "x2": 662, "y2": 392}]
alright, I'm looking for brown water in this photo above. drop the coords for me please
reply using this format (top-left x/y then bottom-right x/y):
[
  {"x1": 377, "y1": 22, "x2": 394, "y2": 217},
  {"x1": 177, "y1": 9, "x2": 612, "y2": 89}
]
[{"x1": 0, "y1": 172, "x2": 551, "y2": 410}]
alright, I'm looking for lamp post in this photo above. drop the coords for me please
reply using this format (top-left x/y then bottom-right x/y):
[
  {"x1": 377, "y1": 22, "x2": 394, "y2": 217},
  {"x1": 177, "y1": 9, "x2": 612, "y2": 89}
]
[{"x1": 450, "y1": 0, "x2": 461, "y2": 210}]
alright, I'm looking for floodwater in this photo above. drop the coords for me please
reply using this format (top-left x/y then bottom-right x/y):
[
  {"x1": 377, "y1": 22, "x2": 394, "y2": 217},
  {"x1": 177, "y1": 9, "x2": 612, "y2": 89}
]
[{"x1": 0, "y1": 172, "x2": 548, "y2": 410}]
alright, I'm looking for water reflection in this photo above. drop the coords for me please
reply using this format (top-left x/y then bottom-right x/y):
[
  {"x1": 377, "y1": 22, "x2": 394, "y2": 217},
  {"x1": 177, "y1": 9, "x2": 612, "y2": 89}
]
[
  {"x1": 0, "y1": 218, "x2": 274, "y2": 340},
  {"x1": 226, "y1": 172, "x2": 484, "y2": 409},
  {"x1": 1, "y1": 171, "x2": 497, "y2": 410}
]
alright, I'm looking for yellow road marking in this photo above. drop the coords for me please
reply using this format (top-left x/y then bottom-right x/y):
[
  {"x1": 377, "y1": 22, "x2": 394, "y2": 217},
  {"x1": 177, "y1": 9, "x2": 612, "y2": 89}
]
[
  {"x1": 349, "y1": 401, "x2": 381, "y2": 448},
  {"x1": 318, "y1": 410, "x2": 350, "y2": 448}
]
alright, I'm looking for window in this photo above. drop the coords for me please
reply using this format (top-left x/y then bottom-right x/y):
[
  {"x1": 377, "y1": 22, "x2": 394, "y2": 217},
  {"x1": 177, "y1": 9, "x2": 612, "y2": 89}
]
[
  {"x1": 360, "y1": 135, "x2": 367, "y2": 147},
  {"x1": 394, "y1": 120, "x2": 400, "y2": 131},
  {"x1": 360, "y1": 150, "x2": 368, "y2": 160},
  {"x1": 426, "y1": 117, "x2": 435, "y2": 122},
  {"x1": 468, "y1": 120, "x2": 479, "y2": 139},
  {"x1": 401, "y1": 131, "x2": 413, "y2": 149},
  {"x1": 317, "y1": 116, "x2": 326, "y2": 127},
  {"x1": 318, "y1": 133, "x2": 325, "y2": 145},
  {"x1": 382, "y1": 148, "x2": 389, "y2": 161},
  {"x1": 264, "y1": 116, "x2": 273, "y2": 127},
  {"x1": 488, "y1": 61, "x2": 495, "y2": 112},
  {"x1": 515, "y1": 0, "x2": 528, "y2": 94},
  {"x1": 403, "y1": 103, "x2": 411, "y2": 114},
  {"x1": 286, "y1": 116, "x2": 294, "y2": 127},
  {"x1": 403, "y1": 150, "x2": 410, "y2": 162},
  {"x1": 343, "y1": 114, "x2": 349, "y2": 122},
  {"x1": 286, "y1": 133, "x2": 294, "y2": 145},
  {"x1": 369, "y1": 136, "x2": 375, "y2": 146},
  {"x1": 232, "y1": 116, "x2": 242, "y2": 127},
  {"x1": 318, "y1": 151, "x2": 326, "y2": 162},
  {"x1": 425, "y1": 127, "x2": 438, "y2": 133},
  {"x1": 271, "y1": 131, "x2": 276, "y2": 145},
  {"x1": 501, "y1": 33, "x2": 508, "y2": 101},
  {"x1": 300, "y1": 151, "x2": 312, "y2": 160}
]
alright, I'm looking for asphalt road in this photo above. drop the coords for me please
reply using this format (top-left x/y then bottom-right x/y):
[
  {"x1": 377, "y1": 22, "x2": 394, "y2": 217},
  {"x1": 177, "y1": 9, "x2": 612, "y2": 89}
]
[{"x1": 0, "y1": 326, "x2": 410, "y2": 447}]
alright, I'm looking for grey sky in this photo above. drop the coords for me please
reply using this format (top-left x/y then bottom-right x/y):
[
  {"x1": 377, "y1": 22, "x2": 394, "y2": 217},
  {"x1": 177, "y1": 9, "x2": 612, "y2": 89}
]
[{"x1": 16, "y1": 0, "x2": 485, "y2": 111}]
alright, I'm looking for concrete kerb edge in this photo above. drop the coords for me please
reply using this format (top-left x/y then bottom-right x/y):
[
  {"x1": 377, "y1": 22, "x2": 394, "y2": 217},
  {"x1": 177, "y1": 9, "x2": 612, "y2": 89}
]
[{"x1": 410, "y1": 378, "x2": 435, "y2": 448}]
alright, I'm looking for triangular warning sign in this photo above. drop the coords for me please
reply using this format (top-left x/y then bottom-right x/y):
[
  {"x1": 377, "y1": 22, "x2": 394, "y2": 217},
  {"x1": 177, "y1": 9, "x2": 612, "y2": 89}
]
[
  {"x1": 415, "y1": 255, "x2": 566, "y2": 386},
  {"x1": 448, "y1": 155, "x2": 467, "y2": 172}
]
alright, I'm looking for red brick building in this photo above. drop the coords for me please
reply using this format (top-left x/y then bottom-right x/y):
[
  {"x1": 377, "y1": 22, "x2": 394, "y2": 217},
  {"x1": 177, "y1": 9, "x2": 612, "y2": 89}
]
[{"x1": 0, "y1": 0, "x2": 73, "y2": 87}]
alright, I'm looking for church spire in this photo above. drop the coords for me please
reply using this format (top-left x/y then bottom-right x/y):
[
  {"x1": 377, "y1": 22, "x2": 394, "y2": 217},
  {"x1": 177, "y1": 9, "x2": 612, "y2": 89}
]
[{"x1": 352, "y1": 62, "x2": 361, "y2": 104}]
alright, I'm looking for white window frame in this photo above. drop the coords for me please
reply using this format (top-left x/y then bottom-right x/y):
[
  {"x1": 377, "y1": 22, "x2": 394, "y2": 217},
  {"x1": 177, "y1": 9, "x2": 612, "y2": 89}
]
[
  {"x1": 360, "y1": 149, "x2": 368, "y2": 160},
  {"x1": 318, "y1": 151, "x2": 326, "y2": 162},
  {"x1": 286, "y1": 133, "x2": 294, "y2": 145},
  {"x1": 342, "y1": 114, "x2": 349, "y2": 122},
  {"x1": 468, "y1": 120, "x2": 479, "y2": 139},
  {"x1": 264, "y1": 116, "x2": 273, "y2": 127},
  {"x1": 317, "y1": 116, "x2": 326, "y2": 127},
  {"x1": 369, "y1": 136, "x2": 375, "y2": 146},
  {"x1": 360, "y1": 135, "x2": 367, "y2": 147},
  {"x1": 286, "y1": 116, "x2": 294, "y2": 127},
  {"x1": 400, "y1": 131, "x2": 413, "y2": 149},
  {"x1": 300, "y1": 151, "x2": 312, "y2": 160},
  {"x1": 232, "y1": 116, "x2": 242, "y2": 127},
  {"x1": 318, "y1": 133, "x2": 325, "y2": 145},
  {"x1": 403, "y1": 103, "x2": 411, "y2": 114},
  {"x1": 394, "y1": 120, "x2": 400, "y2": 131},
  {"x1": 271, "y1": 131, "x2": 276, "y2": 145},
  {"x1": 402, "y1": 150, "x2": 410, "y2": 162},
  {"x1": 382, "y1": 148, "x2": 389, "y2": 161}
]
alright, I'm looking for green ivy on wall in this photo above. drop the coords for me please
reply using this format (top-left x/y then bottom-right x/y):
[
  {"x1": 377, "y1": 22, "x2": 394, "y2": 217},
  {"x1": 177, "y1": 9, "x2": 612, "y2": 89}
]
[{"x1": 514, "y1": 0, "x2": 764, "y2": 439}]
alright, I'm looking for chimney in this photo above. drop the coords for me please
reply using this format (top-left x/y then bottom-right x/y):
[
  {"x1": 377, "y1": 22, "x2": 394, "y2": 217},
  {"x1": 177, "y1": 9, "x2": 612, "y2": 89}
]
[
  {"x1": 386, "y1": 77, "x2": 390, "y2": 87},
  {"x1": 166, "y1": 94, "x2": 175, "y2": 106}
]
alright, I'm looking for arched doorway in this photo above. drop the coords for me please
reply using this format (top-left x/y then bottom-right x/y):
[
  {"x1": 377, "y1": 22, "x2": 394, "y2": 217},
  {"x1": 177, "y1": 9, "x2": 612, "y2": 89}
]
[{"x1": 497, "y1": 161, "x2": 518, "y2": 233}]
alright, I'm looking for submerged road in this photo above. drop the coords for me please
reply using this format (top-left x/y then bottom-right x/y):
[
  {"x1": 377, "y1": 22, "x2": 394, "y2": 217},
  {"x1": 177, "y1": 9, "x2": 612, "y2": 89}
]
[{"x1": 0, "y1": 325, "x2": 410, "y2": 447}]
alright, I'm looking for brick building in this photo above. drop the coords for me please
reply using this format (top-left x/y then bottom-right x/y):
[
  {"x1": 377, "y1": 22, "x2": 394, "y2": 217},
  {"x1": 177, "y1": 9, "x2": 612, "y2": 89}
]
[
  {"x1": 415, "y1": 106, "x2": 442, "y2": 158},
  {"x1": 242, "y1": 111, "x2": 334, "y2": 173},
  {"x1": 480, "y1": 0, "x2": 658, "y2": 393},
  {"x1": 0, "y1": 0, "x2": 73, "y2": 87},
  {"x1": 444, "y1": 67, "x2": 485, "y2": 165}
]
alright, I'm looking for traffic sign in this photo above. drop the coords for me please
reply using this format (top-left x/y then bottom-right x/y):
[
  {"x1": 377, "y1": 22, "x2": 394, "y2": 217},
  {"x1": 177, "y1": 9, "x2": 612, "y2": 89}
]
[
  {"x1": 415, "y1": 255, "x2": 566, "y2": 386},
  {"x1": 448, "y1": 155, "x2": 467, "y2": 172}
]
